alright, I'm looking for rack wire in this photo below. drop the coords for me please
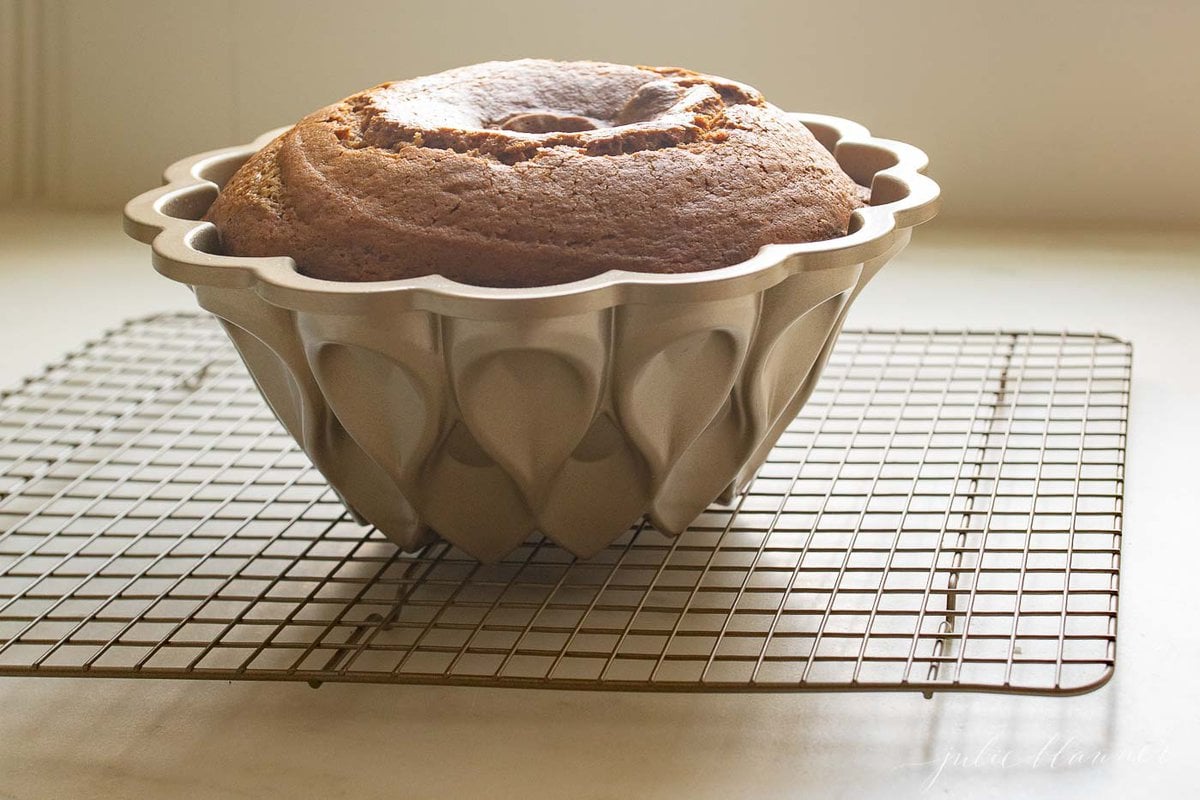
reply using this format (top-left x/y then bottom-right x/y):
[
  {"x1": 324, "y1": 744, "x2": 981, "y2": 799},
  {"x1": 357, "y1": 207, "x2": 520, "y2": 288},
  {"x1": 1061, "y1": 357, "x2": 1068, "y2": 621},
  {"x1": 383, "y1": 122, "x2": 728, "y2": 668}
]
[{"x1": 0, "y1": 314, "x2": 1128, "y2": 696}]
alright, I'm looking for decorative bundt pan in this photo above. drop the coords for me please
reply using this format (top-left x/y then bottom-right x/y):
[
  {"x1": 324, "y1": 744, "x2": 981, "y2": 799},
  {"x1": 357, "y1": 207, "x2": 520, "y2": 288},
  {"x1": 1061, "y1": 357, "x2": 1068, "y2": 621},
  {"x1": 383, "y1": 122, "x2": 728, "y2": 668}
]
[{"x1": 124, "y1": 114, "x2": 939, "y2": 561}]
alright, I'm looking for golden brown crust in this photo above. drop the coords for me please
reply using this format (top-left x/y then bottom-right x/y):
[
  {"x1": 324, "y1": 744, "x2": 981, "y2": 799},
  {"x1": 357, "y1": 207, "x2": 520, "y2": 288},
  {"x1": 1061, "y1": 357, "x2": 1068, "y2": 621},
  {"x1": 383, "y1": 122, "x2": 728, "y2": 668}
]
[{"x1": 205, "y1": 59, "x2": 865, "y2": 287}]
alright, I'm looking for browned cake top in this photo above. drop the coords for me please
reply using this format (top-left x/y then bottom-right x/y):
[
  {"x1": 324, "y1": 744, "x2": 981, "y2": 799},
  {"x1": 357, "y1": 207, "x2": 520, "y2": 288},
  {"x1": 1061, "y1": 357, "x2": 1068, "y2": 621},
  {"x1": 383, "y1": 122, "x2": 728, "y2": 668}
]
[{"x1": 204, "y1": 59, "x2": 865, "y2": 287}]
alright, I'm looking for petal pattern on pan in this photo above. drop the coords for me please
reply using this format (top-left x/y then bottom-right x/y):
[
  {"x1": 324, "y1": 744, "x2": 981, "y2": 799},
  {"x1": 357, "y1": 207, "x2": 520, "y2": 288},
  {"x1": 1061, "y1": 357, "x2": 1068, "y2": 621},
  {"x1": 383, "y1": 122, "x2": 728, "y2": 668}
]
[
  {"x1": 650, "y1": 396, "x2": 748, "y2": 534},
  {"x1": 614, "y1": 294, "x2": 758, "y2": 487},
  {"x1": 419, "y1": 422, "x2": 537, "y2": 561},
  {"x1": 311, "y1": 343, "x2": 436, "y2": 477},
  {"x1": 537, "y1": 413, "x2": 651, "y2": 558},
  {"x1": 744, "y1": 267, "x2": 859, "y2": 443},
  {"x1": 446, "y1": 313, "x2": 606, "y2": 508}
]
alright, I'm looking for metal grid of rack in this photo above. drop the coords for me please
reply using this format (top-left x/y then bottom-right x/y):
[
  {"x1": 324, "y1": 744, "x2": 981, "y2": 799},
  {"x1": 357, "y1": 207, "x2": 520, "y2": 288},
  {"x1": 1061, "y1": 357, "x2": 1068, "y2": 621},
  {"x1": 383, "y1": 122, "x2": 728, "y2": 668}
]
[{"x1": 0, "y1": 314, "x2": 1128, "y2": 695}]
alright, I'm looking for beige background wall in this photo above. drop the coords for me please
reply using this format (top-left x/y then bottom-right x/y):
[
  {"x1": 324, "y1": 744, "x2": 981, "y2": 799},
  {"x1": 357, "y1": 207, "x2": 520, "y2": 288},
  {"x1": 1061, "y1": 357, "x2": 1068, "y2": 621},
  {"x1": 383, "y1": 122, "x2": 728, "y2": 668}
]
[{"x1": 2, "y1": 0, "x2": 1198, "y2": 227}]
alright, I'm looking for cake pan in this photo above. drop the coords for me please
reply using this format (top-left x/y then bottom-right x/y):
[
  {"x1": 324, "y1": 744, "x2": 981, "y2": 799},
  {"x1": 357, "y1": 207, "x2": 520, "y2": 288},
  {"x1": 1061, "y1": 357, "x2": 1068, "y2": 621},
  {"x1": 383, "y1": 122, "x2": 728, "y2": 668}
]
[{"x1": 124, "y1": 113, "x2": 939, "y2": 561}]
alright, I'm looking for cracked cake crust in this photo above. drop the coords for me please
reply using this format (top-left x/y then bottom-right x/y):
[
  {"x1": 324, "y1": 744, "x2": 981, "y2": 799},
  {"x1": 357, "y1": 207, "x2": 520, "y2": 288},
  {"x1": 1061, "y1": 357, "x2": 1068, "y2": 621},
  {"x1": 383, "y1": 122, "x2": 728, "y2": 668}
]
[{"x1": 204, "y1": 59, "x2": 866, "y2": 287}]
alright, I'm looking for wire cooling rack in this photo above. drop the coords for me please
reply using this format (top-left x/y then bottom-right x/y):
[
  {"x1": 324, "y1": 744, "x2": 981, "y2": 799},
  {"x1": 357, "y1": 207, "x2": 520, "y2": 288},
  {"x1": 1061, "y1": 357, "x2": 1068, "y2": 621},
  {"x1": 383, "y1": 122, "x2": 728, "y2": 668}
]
[{"x1": 0, "y1": 314, "x2": 1128, "y2": 696}]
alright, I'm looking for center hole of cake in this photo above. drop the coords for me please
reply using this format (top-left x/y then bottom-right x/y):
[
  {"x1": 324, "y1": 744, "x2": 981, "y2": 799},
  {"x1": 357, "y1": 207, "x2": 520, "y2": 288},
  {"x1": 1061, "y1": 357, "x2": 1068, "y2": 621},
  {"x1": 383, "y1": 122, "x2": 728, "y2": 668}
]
[{"x1": 497, "y1": 112, "x2": 600, "y2": 134}]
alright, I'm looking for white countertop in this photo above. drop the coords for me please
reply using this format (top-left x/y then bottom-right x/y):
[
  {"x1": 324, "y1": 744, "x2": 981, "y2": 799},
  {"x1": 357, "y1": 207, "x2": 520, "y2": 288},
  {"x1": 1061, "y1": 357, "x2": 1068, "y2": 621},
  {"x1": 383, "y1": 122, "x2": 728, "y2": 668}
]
[{"x1": 1, "y1": 211, "x2": 1197, "y2": 799}]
